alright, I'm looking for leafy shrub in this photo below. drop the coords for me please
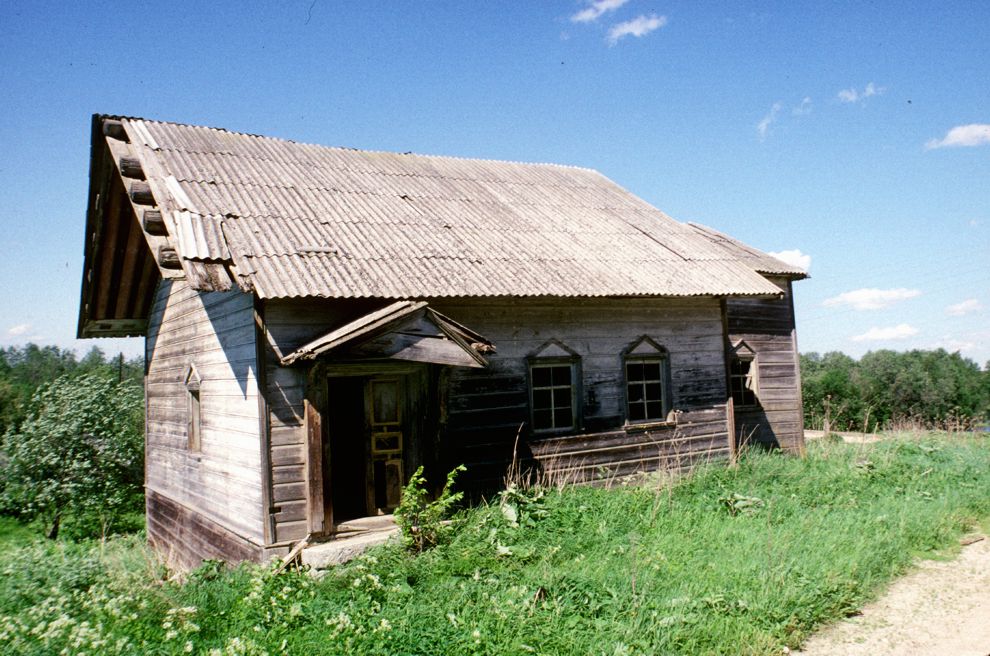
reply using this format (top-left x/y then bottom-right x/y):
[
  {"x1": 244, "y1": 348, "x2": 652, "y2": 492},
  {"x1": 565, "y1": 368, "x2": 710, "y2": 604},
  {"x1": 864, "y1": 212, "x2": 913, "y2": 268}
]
[
  {"x1": 394, "y1": 465, "x2": 465, "y2": 552},
  {"x1": 0, "y1": 372, "x2": 144, "y2": 539}
]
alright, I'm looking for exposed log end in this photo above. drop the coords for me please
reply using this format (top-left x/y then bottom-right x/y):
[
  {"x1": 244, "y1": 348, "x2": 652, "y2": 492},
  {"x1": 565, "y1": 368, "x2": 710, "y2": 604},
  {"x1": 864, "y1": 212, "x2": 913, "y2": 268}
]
[
  {"x1": 143, "y1": 210, "x2": 167, "y2": 235},
  {"x1": 119, "y1": 156, "x2": 145, "y2": 180},
  {"x1": 103, "y1": 120, "x2": 129, "y2": 141},
  {"x1": 130, "y1": 181, "x2": 155, "y2": 205},
  {"x1": 158, "y1": 246, "x2": 181, "y2": 269}
]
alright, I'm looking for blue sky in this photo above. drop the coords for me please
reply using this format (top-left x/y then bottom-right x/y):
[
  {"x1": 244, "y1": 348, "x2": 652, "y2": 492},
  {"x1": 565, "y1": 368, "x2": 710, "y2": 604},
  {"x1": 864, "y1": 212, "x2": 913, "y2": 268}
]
[{"x1": 0, "y1": 1, "x2": 987, "y2": 365}]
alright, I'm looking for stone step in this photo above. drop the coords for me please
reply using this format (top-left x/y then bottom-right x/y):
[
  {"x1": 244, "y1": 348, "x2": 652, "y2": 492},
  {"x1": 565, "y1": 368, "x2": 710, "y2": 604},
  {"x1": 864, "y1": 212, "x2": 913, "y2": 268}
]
[{"x1": 301, "y1": 527, "x2": 400, "y2": 570}]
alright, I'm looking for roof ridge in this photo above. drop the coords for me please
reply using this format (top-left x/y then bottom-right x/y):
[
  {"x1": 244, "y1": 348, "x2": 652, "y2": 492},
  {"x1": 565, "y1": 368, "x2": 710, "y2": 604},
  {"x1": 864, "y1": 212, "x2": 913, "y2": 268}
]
[{"x1": 98, "y1": 113, "x2": 601, "y2": 173}]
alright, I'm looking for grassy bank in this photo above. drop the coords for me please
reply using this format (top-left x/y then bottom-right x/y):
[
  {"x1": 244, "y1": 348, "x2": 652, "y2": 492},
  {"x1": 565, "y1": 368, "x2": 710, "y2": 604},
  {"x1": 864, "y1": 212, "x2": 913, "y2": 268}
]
[{"x1": 2, "y1": 433, "x2": 990, "y2": 655}]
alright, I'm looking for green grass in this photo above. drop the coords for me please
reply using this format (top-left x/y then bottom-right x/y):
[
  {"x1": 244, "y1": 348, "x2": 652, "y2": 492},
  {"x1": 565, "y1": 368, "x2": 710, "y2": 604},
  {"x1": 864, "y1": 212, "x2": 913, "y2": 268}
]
[
  {"x1": 0, "y1": 516, "x2": 40, "y2": 549},
  {"x1": 2, "y1": 433, "x2": 990, "y2": 655}
]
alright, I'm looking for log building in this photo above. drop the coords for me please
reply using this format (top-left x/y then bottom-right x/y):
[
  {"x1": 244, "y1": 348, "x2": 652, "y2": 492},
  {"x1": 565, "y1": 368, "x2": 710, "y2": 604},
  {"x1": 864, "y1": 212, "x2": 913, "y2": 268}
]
[{"x1": 78, "y1": 115, "x2": 806, "y2": 568}]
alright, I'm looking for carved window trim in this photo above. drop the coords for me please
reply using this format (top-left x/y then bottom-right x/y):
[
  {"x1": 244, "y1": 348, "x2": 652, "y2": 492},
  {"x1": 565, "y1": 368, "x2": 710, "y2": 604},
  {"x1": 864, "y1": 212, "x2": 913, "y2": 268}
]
[
  {"x1": 184, "y1": 364, "x2": 202, "y2": 452},
  {"x1": 622, "y1": 336, "x2": 672, "y2": 425},
  {"x1": 527, "y1": 339, "x2": 582, "y2": 434}
]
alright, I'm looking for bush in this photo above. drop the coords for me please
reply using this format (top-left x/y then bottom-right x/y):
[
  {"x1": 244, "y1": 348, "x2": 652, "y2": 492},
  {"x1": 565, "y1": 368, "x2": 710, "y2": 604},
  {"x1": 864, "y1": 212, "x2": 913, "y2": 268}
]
[
  {"x1": 0, "y1": 372, "x2": 144, "y2": 539},
  {"x1": 394, "y1": 465, "x2": 465, "y2": 552}
]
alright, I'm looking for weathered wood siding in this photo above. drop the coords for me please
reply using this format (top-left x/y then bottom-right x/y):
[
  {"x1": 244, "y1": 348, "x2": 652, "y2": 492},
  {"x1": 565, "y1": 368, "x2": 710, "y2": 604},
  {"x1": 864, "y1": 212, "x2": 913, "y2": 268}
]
[
  {"x1": 261, "y1": 299, "x2": 383, "y2": 543},
  {"x1": 429, "y1": 297, "x2": 732, "y2": 490},
  {"x1": 262, "y1": 296, "x2": 734, "y2": 508},
  {"x1": 725, "y1": 276, "x2": 804, "y2": 451},
  {"x1": 528, "y1": 405, "x2": 731, "y2": 484},
  {"x1": 145, "y1": 280, "x2": 265, "y2": 565}
]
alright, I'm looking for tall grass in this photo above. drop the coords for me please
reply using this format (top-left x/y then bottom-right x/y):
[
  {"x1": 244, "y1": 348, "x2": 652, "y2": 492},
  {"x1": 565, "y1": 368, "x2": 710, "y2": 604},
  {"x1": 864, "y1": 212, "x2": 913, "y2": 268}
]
[{"x1": 2, "y1": 433, "x2": 990, "y2": 655}]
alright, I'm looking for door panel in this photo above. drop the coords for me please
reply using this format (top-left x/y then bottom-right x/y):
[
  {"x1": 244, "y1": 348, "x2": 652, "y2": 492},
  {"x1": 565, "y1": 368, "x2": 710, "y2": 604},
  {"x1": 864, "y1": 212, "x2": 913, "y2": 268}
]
[{"x1": 365, "y1": 377, "x2": 405, "y2": 515}]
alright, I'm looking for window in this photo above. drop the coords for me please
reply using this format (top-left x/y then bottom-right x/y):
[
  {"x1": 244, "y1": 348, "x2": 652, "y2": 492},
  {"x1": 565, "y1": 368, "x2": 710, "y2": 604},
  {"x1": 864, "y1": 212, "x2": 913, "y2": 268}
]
[
  {"x1": 185, "y1": 364, "x2": 202, "y2": 451},
  {"x1": 622, "y1": 336, "x2": 671, "y2": 423},
  {"x1": 729, "y1": 357, "x2": 758, "y2": 407},
  {"x1": 626, "y1": 358, "x2": 667, "y2": 421},
  {"x1": 188, "y1": 389, "x2": 202, "y2": 451},
  {"x1": 527, "y1": 339, "x2": 581, "y2": 433},
  {"x1": 531, "y1": 363, "x2": 575, "y2": 431}
]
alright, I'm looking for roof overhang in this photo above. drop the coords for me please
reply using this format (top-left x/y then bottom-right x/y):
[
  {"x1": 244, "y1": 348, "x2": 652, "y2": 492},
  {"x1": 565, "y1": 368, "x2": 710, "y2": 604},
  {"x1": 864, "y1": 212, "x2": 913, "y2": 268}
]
[
  {"x1": 77, "y1": 115, "x2": 167, "y2": 338},
  {"x1": 281, "y1": 300, "x2": 496, "y2": 368}
]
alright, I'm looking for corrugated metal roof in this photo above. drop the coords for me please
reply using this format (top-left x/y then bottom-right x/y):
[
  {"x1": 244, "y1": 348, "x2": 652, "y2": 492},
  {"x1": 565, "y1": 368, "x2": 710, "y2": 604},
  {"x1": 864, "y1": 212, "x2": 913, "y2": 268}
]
[
  {"x1": 113, "y1": 116, "x2": 794, "y2": 299},
  {"x1": 685, "y1": 223, "x2": 808, "y2": 278}
]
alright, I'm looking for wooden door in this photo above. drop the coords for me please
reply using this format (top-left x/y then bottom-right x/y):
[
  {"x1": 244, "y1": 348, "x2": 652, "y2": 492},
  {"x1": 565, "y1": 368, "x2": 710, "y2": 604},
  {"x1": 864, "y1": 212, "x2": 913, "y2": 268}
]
[{"x1": 365, "y1": 376, "x2": 405, "y2": 515}]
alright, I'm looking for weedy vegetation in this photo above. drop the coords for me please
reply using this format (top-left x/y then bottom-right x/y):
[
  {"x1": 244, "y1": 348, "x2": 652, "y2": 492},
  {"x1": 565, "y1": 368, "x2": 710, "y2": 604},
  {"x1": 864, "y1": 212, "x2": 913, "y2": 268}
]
[{"x1": 2, "y1": 433, "x2": 990, "y2": 655}]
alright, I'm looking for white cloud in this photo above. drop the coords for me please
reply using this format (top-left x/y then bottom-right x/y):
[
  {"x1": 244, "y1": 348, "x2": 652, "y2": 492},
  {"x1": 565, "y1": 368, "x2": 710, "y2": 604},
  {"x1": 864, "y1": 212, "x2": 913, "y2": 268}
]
[
  {"x1": 851, "y1": 324, "x2": 919, "y2": 342},
  {"x1": 7, "y1": 323, "x2": 31, "y2": 337},
  {"x1": 945, "y1": 299, "x2": 983, "y2": 316},
  {"x1": 606, "y1": 14, "x2": 668, "y2": 45},
  {"x1": 757, "y1": 103, "x2": 781, "y2": 141},
  {"x1": 924, "y1": 124, "x2": 990, "y2": 150},
  {"x1": 823, "y1": 288, "x2": 922, "y2": 311},
  {"x1": 571, "y1": 0, "x2": 630, "y2": 23},
  {"x1": 936, "y1": 337, "x2": 976, "y2": 354},
  {"x1": 792, "y1": 97, "x2": 812, "y2": 116},
  {"x1": 837, "y1": 82, "x2": 885, "y2": 104},
  {"x1": 767, "y1": 249, "x2": 811, "y2": 271}
]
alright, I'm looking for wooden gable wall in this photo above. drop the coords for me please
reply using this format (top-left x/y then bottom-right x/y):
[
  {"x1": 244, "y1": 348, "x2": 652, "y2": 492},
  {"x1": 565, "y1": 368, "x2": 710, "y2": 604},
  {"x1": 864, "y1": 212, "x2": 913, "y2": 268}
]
[
  {"x1": 725, "y1": 276, "x2": 805, "y2": 451},
  {"x1": 144, "y1": 280, "x2": 267, "y2": 569}
]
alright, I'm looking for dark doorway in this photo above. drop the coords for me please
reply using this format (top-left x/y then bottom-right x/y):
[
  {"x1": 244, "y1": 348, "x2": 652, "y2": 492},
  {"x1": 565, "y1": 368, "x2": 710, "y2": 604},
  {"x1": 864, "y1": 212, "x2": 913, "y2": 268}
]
[{"x1": 327, "y1": 377, "x2": 367, "y2": 523}]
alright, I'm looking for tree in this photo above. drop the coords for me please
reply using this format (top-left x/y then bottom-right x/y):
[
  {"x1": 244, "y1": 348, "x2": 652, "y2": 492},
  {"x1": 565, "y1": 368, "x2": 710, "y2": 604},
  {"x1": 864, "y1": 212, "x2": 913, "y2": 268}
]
[
  {"x1": 801, "y1": 349, "x2": 990, "y2": 432},
  {"x1": 801, "y1": 352, "x2": 863, "y2": 431},
  {"x1": 0, "y1": 372, "x2": 144, "y2": 539}
]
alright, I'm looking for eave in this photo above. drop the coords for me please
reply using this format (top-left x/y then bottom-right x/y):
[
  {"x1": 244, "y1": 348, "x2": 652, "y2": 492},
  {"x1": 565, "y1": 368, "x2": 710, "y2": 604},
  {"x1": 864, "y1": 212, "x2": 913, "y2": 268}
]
[{"x1": 76, "y1": 115, "x2": 168, "y2": 339}]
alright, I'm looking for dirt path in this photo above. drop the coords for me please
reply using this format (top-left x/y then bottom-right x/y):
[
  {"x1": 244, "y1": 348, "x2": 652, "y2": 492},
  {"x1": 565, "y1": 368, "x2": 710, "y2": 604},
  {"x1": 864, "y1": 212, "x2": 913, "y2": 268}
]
[{"x1": 796, "y1": 536, "x2": 990, "y2": 656}]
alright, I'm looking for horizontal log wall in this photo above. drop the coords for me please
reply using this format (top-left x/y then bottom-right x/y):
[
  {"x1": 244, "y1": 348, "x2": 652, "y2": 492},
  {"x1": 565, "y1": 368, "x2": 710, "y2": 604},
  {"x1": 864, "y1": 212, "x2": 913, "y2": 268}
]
[
  {"x1": 726, "y1": 277, "x2": 805, "y2": 451},
  {"x1": 145, "y1": 280, "x2": 265, "y2": 567},
  {"x1": 428, "y1": 297, "x2": 731, "y2": 491},
  {"x1": 147, "y1": 489, "x2": 263, "y2": 572},
  {"x1": 528, "y1": 404, "x2": 730, "y2": 485},
  {"x1": 262, "y1": 299, "x2": 383, "y2": 543}
]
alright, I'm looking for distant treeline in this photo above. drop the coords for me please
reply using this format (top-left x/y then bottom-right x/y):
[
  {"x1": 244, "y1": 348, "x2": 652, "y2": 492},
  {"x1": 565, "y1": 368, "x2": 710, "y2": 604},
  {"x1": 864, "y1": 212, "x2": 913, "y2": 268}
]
[
  {"x1": 801, "y1": 349, "x2": 990, "y2": 433},
  {"x1": 0, "y1": 344, "x2": 143, "y2": 437}
]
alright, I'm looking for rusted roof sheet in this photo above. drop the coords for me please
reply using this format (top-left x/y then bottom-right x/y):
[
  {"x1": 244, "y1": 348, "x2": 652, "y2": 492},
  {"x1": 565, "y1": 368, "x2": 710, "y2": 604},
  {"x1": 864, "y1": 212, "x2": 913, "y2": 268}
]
[
  {"x1": 685, "y1": 223, "x2": 808, "y2": 279},
  {"x1": 110, "y1": 116, "x2": 792, "y2": 299}
]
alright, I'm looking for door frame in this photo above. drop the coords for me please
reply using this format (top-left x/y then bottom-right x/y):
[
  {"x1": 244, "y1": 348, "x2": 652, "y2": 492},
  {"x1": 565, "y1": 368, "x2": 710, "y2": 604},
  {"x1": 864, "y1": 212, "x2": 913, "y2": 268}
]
[{"x1": 306, "y1": 361, "x2": 429, "y2": 535}]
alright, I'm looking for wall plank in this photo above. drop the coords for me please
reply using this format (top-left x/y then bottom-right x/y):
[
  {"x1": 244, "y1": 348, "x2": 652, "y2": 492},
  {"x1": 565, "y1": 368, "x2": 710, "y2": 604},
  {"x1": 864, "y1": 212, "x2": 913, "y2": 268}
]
[{"x1": 145, "y1": 280, "x2": 265, "y2": 565}]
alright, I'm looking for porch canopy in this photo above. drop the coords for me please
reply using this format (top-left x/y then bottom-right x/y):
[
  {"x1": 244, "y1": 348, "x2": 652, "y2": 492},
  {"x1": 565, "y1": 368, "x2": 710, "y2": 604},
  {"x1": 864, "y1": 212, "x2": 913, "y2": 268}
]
[{"x1": 280, "y1": 301, "x2": 495, "y2": 368}]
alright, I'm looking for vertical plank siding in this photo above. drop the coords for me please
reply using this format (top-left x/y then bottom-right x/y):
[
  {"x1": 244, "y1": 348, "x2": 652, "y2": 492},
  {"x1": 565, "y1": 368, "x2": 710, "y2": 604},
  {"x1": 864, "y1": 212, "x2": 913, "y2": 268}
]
[
  {"x1": 725, "y1": 277, "x2": 805, "y2": 451},
  {"x1": 145, "y1": 280, "x2": 265, "y2": 566}
]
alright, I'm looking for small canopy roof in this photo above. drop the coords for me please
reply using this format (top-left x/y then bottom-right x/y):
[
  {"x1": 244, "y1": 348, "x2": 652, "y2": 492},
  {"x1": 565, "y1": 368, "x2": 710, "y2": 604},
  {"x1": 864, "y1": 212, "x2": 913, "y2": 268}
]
[{"x1": 281, "y1": 301, "x2": 495, "y2": 368}]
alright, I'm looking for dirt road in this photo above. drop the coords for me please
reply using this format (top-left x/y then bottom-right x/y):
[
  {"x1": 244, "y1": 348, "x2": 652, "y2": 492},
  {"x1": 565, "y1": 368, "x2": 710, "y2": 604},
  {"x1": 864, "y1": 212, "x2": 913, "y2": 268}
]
[{"x1": 797, "y1": 536, "x2": 990, "y2": 655}]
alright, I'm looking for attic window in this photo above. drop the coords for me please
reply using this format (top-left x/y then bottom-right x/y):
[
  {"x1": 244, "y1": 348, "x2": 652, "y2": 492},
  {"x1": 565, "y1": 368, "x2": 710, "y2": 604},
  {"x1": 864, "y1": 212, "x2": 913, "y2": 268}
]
[
  {"x1": 185, "y1": 364, "x2": 202, "y2": 452},
  {"x1": 527, "y1": 339, "x2": 581, "y2": 433},
  {"x1": 622, "y1": 336, "x2": 671, "y2": 423}
]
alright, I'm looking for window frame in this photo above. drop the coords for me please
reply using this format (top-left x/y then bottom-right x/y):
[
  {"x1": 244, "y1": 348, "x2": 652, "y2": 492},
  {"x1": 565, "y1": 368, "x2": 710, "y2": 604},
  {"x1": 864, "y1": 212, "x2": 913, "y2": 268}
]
[
  {"x1": 729, "y1": 353, "x2": 759, "y2": 408},
  {"x1": 527, "y1": 340, "x2": 582, "y2": 435},
  {"x1": 621, "y1": 336, "x2": 672, "y2": 426},
  {"x1": 185, "y1": 364, "x2": 202, "y2": 452}
]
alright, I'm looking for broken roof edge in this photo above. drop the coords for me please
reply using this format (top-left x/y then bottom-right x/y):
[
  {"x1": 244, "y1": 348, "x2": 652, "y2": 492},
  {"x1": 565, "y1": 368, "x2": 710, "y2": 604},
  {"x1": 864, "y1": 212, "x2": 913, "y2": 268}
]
[
  {"x1": 281, "y1": 301, "x2": 427, "y2": 365},
  {"x1": 280, "y1": 300, "x2": 495, "y2": 368}
]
